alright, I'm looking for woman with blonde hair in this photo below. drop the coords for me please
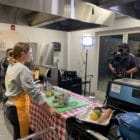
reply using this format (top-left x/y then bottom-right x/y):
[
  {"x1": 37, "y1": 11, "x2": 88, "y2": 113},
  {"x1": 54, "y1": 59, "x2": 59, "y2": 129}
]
[{"x1": 4, "y1": 42, "x2": 58, "y2": 140}]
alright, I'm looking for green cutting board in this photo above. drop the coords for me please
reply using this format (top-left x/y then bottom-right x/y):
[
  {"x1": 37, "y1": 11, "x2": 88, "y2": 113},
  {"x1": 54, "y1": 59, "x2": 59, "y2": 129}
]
[{"x1": 45, "y1": 96, "x2": 87, "y2": 113}]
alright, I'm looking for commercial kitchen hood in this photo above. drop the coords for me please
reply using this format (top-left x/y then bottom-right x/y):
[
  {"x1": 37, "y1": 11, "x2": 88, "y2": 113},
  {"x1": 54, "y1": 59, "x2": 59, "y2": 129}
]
[
  {"x1": 88, "y1": 0, "x2": 140, "y2": 19},
  {"x1": 0, "y1": 0, "x2": 116, "y2": 31}
]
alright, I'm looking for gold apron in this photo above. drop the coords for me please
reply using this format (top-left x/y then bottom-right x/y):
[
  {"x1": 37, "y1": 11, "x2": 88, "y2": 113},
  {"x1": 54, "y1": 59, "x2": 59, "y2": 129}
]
[{"x1": 9, "y1": 92, "x2": 30, "y2": 138}]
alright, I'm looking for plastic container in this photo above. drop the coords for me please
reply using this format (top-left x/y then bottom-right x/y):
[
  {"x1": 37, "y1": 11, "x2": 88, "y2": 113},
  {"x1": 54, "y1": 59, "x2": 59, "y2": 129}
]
[
  {"x1": 117, "y1": 112, "x2": 140, "y2": 140},
  {"x1": 58, "y1": 94, "x2": 70, "y2": 106}
]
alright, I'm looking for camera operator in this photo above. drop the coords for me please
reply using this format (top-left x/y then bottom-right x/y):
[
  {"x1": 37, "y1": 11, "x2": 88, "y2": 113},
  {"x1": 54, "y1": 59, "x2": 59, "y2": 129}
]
[{"x1": 109, "y1": 43, "x2": 138, "y2": 80}]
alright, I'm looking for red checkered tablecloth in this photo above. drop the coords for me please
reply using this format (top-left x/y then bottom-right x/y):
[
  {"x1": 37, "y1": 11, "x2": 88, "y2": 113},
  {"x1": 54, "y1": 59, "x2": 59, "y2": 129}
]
[{"x1": 30, "y1": 91, "x2": 102, "y2": 140}]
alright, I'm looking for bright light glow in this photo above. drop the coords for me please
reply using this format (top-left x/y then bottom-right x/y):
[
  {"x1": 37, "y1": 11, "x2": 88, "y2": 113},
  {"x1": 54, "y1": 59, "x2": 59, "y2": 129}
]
[{"x1": 82, "y1": 36, "x2": 93, "y2": 46}]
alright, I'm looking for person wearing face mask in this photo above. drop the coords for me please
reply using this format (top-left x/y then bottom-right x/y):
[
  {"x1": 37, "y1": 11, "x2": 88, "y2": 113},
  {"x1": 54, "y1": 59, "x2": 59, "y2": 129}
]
[
  {"x1": 0, "y1": 48, "x2": 14, "y2": 102},
  {"x1": 0, "y1": 48, "x2": 14, "y2": 74},
  {"x1": 4, "y1": 42, "x2": 59, "y2": 140},
  {"x1": 109, "y1": 43, "x2": 138, "y2": 79}
]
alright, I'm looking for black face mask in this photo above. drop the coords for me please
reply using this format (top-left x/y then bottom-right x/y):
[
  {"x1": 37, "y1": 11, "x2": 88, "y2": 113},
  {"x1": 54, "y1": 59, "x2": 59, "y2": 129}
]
[{"x1": 118, "y1": 48, "x2": 123, "y2": 53}]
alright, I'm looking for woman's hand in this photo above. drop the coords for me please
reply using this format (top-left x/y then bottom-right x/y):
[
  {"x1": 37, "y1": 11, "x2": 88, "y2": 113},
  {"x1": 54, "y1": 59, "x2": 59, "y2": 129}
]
[
  {"x1": 48, "y1": 107, "x2": 60, "y2": 116},
  {"x1": 41, "y1": 102, "x2": 60, "y2": 117}
]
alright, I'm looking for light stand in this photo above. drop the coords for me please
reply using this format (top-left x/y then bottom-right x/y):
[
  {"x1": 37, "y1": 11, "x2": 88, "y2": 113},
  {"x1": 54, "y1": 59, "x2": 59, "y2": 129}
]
[
  {"x1": 84, "y1": 49, "x2": 88, "y2": 96},
  {"x1": 81, "y1": 35, "x2": 94, "y2": 96}
]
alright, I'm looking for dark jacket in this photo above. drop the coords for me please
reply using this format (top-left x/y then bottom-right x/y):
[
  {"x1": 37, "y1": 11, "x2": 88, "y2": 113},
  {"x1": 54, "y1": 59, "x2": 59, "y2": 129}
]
[
  {"x1": 0, "y1": 57, "x2": 9, "y2": 77},
  {"x1": 110, "y1": 53, "x2": 137, "y2": 79}
]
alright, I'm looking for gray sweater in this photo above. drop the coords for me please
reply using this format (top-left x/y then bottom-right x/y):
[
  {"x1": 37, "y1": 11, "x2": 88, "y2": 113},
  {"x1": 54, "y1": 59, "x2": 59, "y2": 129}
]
[{"x1": 5, "y1": 62, "x2": 45, "y2": 104}]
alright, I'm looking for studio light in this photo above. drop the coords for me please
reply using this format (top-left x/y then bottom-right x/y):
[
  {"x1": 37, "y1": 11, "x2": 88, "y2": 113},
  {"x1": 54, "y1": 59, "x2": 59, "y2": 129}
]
[{"x1": 80, "y1": 35, "x2": 95, "y2": 96}]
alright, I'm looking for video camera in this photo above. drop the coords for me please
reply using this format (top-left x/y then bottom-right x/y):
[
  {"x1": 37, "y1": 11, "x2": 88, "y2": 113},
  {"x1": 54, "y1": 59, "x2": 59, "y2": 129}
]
[{"x1": 114, "y1": 67, "x2": 127, "y2": 78}]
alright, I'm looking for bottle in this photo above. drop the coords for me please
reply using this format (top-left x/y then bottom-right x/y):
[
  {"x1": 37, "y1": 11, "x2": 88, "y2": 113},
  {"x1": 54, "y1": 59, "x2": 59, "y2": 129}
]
[
  {"x1": 46, "y1": 80, "x2": 52, "y2": 92},
  {"x1": 43, "y1": 82, "x2": 47, "y2": 91}
]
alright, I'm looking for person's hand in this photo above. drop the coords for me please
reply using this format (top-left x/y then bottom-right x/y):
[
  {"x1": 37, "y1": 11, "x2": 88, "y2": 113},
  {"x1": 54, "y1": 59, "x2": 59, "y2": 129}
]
[
  {"x1": 48, "y1": 107, "x2": 60, "y2": 117},
  {"x1": 111, "y1": 68, "x2": 117, "y2": 74},
  {"x1": 117, "y1": 73, "x2": 123, "y2": 78},
  {"x1": 41, "y1": 102, "x2": 60, "y2": 117}
]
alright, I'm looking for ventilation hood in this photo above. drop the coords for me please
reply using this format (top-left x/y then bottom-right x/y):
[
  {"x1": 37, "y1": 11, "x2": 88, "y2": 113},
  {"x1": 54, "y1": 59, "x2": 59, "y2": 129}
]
[
  {"x1": 89, "y1": 0, "x2": 140, "y2": 19},
  {"x1": 0, "y1": 0, "x2": 115, "y2": 31}
]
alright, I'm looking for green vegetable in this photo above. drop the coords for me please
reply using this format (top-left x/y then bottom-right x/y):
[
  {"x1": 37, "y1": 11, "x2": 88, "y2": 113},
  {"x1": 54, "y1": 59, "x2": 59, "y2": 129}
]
[{"x1": 94, "y1": 109, "x2": 102, "y2": 118}]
